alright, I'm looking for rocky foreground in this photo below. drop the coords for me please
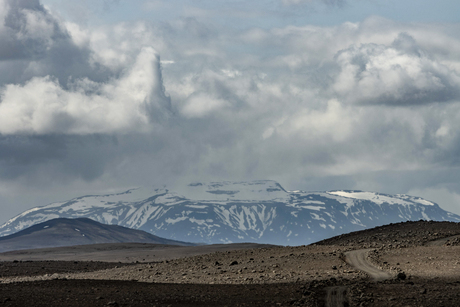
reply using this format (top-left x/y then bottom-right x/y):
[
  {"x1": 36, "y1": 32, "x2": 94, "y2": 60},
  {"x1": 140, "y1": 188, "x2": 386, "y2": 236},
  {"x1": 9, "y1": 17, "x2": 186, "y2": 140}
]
[{"x1": 1, "y1": 220, "x2": 460, "y2": 306}]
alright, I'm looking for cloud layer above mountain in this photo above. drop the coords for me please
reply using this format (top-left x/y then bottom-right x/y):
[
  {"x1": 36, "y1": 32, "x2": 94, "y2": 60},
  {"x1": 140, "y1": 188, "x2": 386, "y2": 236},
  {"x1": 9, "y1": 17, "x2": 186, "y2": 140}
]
[{"x1": 1, "y1": 0, "x2": 460, "y2": 220}]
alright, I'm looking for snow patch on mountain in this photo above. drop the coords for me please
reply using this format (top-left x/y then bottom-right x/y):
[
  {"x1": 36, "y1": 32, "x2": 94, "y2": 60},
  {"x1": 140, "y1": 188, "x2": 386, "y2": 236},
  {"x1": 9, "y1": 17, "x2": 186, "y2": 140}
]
[{"x1": 328, "y1": 190, "x2": 436, "y2": 207}]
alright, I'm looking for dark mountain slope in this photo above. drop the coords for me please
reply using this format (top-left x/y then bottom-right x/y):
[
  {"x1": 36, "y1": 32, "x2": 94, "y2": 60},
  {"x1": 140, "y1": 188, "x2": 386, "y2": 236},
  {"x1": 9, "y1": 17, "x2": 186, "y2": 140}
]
[{"x1": 0, "y1": 218, "x2": 194, "y2": 253}]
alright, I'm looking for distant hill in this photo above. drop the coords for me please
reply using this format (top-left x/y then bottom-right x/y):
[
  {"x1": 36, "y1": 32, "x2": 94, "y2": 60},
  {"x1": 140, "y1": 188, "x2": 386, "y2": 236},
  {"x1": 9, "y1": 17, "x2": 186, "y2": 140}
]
[
  {"x1": 0, "y1": 218, "x2": 194, "y2": 253},
  {"x1": 313, "y1": 220, "x2": 460, "y2": 248}
]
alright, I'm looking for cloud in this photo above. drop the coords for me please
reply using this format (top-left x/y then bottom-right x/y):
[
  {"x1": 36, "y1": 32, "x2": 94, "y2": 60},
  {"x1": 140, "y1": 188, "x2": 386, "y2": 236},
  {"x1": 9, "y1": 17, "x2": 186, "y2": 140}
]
[
  {"x1": 3, "y1": 1, "x2": 460, "y2": 222},
  {"x1": 181, "y1": 93, "x2": 230, "y2": 118},
  {"x1": 0, "y1": 0, "x2": 112, "y2": 88},
  {"x1": 0, "y1": 47, "x2": 170, "y2": 134},
  {"x1": 0, "y1": 0, "x2": 55, "y2": 56},
  {"x1": 332, "y1": 33, "x2": 460, "y2": 105},
  {"x1": 0, "y1": 0, "x2": 171, "y2": 135},
  {"x1": 408, "y1": 187, "x2": 460, "y2": 215}
]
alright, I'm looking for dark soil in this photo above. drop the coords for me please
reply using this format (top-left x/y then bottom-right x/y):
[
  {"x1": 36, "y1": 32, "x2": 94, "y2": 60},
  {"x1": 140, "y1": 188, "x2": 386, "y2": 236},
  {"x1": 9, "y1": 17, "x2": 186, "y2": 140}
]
[
  {"x1": 0, "y1": 279, "x2": 310, "y2": 307},
  {"x1": 348, "y1": 277, "x2": 460, "y2": 307}
]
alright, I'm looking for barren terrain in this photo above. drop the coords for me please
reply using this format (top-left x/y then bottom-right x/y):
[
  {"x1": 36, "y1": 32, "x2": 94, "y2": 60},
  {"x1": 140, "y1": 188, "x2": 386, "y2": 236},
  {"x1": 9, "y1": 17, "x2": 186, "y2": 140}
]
[{"x1": 1, "y1": 220, "x2": 460, "y2": 306}]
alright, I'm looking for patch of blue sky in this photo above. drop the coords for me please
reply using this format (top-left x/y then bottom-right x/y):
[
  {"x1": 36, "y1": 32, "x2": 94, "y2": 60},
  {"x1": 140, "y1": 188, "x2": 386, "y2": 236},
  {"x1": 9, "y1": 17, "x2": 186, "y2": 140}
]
[{"x1": 42, "y1": 0, "x2": 460, "y2": 28}]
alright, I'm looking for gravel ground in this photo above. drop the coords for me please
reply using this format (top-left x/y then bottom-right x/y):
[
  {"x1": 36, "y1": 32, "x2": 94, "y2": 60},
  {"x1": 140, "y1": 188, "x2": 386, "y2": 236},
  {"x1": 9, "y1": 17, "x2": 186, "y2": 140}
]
[
  {"x1": 0, "y1": 261, "x2": 134, "y2": 278},
  {"x1": 0, "y1": 243, "x2": 275, "y2": 263},
  {"x1": 1, "y1": 221, "x2": 460, "y2": 306},
  {"x1": 376, "y1": 246, "x2": 460, "y2": 279},
  {"x1": 1, "y1": 245, "x2": 362, "y2": 285}
]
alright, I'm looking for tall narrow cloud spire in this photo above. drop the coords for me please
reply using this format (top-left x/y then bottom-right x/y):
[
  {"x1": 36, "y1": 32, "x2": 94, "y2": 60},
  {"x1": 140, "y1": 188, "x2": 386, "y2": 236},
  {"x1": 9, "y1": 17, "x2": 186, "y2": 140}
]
[{"x1": 0, "y1": 47, "x2": 170, "y2": 134}]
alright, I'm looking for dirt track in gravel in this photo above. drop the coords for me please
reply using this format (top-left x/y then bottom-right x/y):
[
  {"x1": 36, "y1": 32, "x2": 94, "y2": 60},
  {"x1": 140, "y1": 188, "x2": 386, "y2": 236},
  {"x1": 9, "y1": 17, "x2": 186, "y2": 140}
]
[
  {"x1": 1, "y1": 220, "x2": 460, "y2": 306},
  {"x1": 325, "y1": 249, "x2": 392, "y2": 306},
  {"x1": 345, "y1": 249, "x2": 392, "y2": 281}
]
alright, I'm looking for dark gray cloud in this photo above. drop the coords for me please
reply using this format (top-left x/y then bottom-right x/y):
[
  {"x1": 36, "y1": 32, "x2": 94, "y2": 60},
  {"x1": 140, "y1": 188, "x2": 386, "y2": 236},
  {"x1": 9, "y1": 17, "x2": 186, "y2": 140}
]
[{"x1": 0, "y1": 0, "x2": 111, "y2": 87}]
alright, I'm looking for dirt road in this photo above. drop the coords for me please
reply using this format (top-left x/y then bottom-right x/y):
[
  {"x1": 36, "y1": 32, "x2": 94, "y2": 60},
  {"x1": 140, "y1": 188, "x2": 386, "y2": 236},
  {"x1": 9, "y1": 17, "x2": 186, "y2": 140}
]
[
  {"x1": 323, "y1": 249, "x2": 391, "y2": 307},
  {"x1": 345, "y1": 249, "x2": 392, "y2": 281}
]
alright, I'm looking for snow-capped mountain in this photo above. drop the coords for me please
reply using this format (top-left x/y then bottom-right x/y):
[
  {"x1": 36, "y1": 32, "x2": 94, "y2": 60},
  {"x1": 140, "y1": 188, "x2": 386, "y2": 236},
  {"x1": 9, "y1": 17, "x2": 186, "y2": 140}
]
[{"x1": 1, "y1": 180, "x2": 459, "y2": 246}]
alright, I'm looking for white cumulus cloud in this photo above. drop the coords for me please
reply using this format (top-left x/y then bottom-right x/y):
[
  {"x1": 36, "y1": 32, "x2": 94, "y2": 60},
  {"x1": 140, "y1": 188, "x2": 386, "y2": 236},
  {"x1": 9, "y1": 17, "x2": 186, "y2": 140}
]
[
  {"x1": 332, "y1": 33, "x2": 460, "y2": 105},
  {"x1": 0, "y1": 47, "x2": 170, "y2": 134}
]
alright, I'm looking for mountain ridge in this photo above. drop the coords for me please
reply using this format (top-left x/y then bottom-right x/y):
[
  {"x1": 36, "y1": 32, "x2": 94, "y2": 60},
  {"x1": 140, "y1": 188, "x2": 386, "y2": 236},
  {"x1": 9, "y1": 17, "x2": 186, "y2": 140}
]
[{"x1": 1, "y1": 180, "x2": 459, "y2": 245}]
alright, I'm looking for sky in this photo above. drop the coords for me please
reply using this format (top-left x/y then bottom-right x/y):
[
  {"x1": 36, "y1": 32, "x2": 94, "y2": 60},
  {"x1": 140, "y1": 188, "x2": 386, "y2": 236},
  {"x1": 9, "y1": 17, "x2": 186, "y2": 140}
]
[{"x1": 1, "y1": 0, "x2": 460, "y2": 223}]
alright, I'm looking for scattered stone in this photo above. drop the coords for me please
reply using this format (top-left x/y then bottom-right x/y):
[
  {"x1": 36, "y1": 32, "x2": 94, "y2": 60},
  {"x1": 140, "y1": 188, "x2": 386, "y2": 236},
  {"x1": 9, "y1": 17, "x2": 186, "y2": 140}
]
[{"x1": 396, "y1": 272, "x2": 407, "y2": 280}]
